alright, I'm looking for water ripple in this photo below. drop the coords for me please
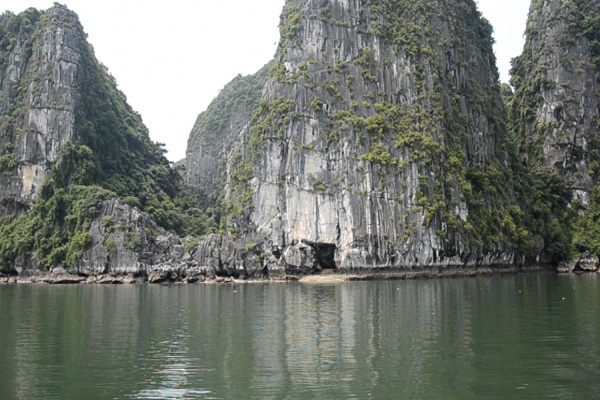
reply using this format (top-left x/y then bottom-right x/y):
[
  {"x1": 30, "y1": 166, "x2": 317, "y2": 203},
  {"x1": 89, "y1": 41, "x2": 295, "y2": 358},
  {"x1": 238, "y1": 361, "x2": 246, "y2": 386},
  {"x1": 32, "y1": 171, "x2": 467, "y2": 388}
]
[{"x1": 0, "y1": 276, "x2": 599, "y2": 399}]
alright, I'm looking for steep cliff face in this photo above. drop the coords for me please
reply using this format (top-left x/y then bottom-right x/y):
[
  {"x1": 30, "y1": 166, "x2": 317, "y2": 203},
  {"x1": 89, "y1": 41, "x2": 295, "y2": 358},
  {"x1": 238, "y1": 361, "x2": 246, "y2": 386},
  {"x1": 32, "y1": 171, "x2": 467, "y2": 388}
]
[
  {"x1": 0, "y1": 5, "x2": 207, "y2": 274},
  {"x1": 511, "y1": 0, "x2": 600, "y2": 206},
  {"x1": 0, "y1": 5, "x2": 186, "y2": 217},
  {"x1": 5, "y1": 0, "x2": 596, "y2": 280},
  {"x1": 0, "y1": 7, "x2": 80, "y2": 210},
  {"x1": 187, "y1": 0, "x2": 523, "y2": 274},
  {"x1": 186, "y1": 63, "x2": 272, "y2": 197}
]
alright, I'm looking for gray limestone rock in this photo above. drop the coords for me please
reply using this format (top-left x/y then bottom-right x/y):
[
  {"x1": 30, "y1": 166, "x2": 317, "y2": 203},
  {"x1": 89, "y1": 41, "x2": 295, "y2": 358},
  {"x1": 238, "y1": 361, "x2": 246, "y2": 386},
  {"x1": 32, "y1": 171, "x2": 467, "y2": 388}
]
[
  {"x1": 512, "y1": 0, "x2": 600, "y2": 204},
  {"x1": 185, "y1": 0, "x2": 517, "y2": 274},
  {"x1": 69, "y1": 198, "x2": 213, "y2": 280},
  {"x1": 7, "y1": 1, "x2": 599, "y2": 282},
  {"x1": 0, "y1": 6, "x2": 81, "y2": 210}
]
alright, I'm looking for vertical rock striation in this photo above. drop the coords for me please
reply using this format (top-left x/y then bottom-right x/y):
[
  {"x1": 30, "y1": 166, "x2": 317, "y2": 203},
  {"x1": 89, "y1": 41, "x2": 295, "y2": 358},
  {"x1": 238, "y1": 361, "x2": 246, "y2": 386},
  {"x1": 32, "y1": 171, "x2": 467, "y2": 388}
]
[
  {"x1": 188, "y1": 0, "x2": 519, "y2": 274},
  {"x1": 0, "y1": 5, "x2": 194, "y2": 276},
  {"x1": 8, "y1": 0, "x2": 598, "y2": 280},
  {"x1": 511, "y1": 0, "x2": 600, "y2": 206},
  {"x1": 0, "y1": 6, "x2": 80, "y2": 211},
  {"x1": 185, "y1": 62, "x2": 273, "y2": 213}
]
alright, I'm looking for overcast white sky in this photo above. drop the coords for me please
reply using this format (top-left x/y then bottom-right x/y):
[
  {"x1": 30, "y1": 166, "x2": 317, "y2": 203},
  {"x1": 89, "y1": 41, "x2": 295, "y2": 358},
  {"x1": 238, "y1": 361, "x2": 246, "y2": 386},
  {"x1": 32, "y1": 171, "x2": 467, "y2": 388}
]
[{"x1": 3, "y1": 0, "x2": 530, "y2": 161}]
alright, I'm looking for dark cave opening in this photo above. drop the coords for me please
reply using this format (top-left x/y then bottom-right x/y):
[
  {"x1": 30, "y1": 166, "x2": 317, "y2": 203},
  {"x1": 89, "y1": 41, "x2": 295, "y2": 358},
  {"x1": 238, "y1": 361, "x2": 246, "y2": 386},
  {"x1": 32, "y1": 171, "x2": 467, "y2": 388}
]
[{"x1": 303, "y1": 241, "x2": 337, "y2": 269}]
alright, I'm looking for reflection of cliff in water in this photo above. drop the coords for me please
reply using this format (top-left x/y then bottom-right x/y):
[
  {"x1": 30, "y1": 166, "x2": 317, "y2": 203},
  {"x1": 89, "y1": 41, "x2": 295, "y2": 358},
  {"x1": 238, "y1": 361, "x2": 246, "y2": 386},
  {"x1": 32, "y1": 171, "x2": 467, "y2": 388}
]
[
  {"x1": 134, "y1": 307, "x2": 210, "y2": 400},
  {"x1": 2, "y1": 277, "x2": 600, "y2": 399},
  {"x1": 244, "y1": 282, "x2": 473, "y2": 398}
]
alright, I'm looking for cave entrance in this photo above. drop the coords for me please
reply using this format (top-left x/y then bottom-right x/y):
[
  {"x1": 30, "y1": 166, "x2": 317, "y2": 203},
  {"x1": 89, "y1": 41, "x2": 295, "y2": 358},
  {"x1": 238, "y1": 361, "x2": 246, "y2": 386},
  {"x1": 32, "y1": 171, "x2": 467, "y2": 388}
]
[{"x1": 303, "y1": 241, "x2": 337, "y2": 270}]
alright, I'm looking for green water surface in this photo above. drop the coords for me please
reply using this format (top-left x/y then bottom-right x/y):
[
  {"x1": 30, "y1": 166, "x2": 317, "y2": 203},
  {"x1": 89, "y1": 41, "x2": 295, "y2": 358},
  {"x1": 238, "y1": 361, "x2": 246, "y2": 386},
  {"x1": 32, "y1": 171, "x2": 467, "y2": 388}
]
[{"x1": 0, "y1": 274, "x2": 598, "y2": 399}]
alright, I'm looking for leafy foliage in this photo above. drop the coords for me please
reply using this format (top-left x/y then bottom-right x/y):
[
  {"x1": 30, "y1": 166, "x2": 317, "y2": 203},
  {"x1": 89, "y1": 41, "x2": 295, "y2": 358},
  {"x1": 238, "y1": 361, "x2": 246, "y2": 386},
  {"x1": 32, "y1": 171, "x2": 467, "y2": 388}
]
[
  {"x1": 573, "y1": 187, "x2": 600, "y2": 259},
  {"x1": 0, "y1": 8, "x2": 42, "y2": 73},
  {"x1": 509, "y1": 0, "x2": 600, "y2": 262},
  {"x1": 186, "y1": 62, "x2": 274, "y2": 232},
  {"x1": 0, "y1": 180, "x2": 113, "y2": 271},
  {"x1": 2, "y1": 0, "x2": 598, "y2": 272},
  {"x1": 188, "y1": 62, "x2": 273, "y2": 153},
  {"x1": 0, "y1": 5, "x2": 215, "y2": 270}
]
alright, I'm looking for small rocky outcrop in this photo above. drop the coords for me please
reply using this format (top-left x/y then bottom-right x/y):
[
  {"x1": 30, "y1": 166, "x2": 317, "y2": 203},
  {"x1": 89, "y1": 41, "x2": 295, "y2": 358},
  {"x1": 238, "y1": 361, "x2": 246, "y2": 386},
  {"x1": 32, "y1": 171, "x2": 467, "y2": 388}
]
[
  {"x1": 557, "y1": 252, "x2": 599, "y2": 273},
  {"x1": 11, "y1": 198, "x2": 302, "y2": 282}
]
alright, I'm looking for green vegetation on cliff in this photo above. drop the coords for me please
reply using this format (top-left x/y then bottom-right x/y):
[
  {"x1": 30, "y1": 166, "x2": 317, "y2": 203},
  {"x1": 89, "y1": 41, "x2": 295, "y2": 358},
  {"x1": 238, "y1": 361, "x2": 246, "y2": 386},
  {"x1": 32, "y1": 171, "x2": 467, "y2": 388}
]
[
  {"x1": 186, "y1": 61, "x2": 273, "y2": 233},
  {"x1": 510, "y1": 0, "x2": 600, "y2": 167},
  {"x1": 221, "y1": 0, "x2": 591, "y2": 265},
  {"x1": 271, "y1": 0, "x2": 530, "y2": 253},
  {"x1": 0, "y1": 183, "x2": 114, "y2": 269},
  {"x1": 187, "y1": 61, "x2": 274, "y2": 154},
  {"x1": 0, "y1": 8, "x2": 41, "y2": 75},
  {"x1": 508, "y1": 0, "x2": 600, "y2": 261},
  {"x1": 0, "y1": 5, "x2": 211, "y2": 271},
  {"x1": 2, "y1": 0, "x2": 599, "y2": 273}
]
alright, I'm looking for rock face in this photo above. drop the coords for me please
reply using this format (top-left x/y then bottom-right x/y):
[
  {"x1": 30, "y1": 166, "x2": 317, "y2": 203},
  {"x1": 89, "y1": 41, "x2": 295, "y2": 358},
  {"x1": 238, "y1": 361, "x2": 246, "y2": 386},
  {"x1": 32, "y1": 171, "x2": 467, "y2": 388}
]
[
  {"x1": 74, "y1": 198, "x2": 215, "y2": 283},
  {"x1": 186, "y1": 63, "x2": 272, "y2": 197},
  {"x1": 187, "y1": 0, "x2": 516, "y2": 273},
  {"x1": 0, "y1": 5, "x2": 199, "y2": 279},
  {"x1": 5, "y1": 1, "x2": 600, "y2": 282},
  {"x1": 0, "y1": 6, "x2": 80, "y2": 211},
  {"x1": 511, "y1": 0, "x2": 600, "y2": 206}
]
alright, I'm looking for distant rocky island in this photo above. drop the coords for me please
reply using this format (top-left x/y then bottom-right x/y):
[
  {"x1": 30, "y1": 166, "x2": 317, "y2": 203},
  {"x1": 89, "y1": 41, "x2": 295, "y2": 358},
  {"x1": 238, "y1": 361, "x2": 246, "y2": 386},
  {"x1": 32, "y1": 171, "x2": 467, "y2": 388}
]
[{"x1": 0, "y1": 0, "x2": 599, "y2": 284}]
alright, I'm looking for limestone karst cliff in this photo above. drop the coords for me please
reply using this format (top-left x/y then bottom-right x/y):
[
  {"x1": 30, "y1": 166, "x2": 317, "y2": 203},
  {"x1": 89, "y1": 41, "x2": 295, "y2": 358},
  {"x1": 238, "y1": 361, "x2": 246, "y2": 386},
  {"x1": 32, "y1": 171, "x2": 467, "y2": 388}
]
[
  {"x1": 0, "y1": 6, "x2": 80, "y2": 211},
  {"x1": 185, "y1": 62, "x2": 273, "y2": 220},
  {"x1": 0, "y1": 5, "x2": 208, "y2": 275},
  {"x1": 0, "y1": 6, "x2": 177, "y2": 212},
  {"x1": 186, "y1": 0, "x2": 529, "y2": 274},
  {"x1": 508, "y1": 0, "x2": 600, "y2": 267},
  {"x1": 1, "y1": 0, "x2": 600, "y2": 281},
  {"x1": 511, "y1": 0, "x2": 600, "y2": 206}
]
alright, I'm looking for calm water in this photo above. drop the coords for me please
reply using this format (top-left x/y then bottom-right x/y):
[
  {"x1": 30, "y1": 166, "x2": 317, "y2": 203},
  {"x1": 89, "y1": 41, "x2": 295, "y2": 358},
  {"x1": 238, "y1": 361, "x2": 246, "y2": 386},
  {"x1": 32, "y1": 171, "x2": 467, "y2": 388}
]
[{"x1": 0, "y1": 275, "x2": 599, "y2": 399}]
